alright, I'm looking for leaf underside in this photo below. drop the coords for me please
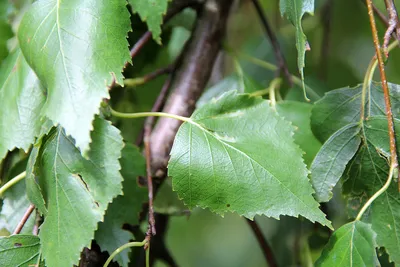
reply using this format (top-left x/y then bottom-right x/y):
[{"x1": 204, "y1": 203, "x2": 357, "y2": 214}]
[{"x1": 169, "y1": 91, "x2": 331, "y2": 228}]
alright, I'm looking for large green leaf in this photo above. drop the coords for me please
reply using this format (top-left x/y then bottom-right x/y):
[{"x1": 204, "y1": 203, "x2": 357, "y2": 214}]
[
  {"x1": 343, "y1": 117, "x2": 400, "y2": 264},
  {"x1": 169, "y1": 91, "x2": 331, "y2": 228},
  {"x1": 28, "y1": 117, "x2": 124, "y2": 267},
  {"x1": 311, "y1": 82, "x2": 400, "y2": 142},
  {"x1": 276, "y1": 101, "x2": 321, "y2": 166},
  {"x1": 0, "y1": 235, "x2": 42, "y2": 267},
  {"x1": 130, "y1": 0, "x2": 168, "y2": 44},
  {"x1": 0, "y1": 1, "x2": 13, "y2": 64},
  {"x1": 17, "y1": 0, "x2": 131, "y2": 155},
  {"x1": 280, "y1": 0, "x2": 313, "y2": 85},
  {"x1": 310, "y1": 123, "x2": 361, "y2": 203},
  {"x1": 0, "y1": 48, "x2": 46, "y2": 162},
  {"x1": 95, "y1": 143, "x2": 147, "y2": 267},
  {"x1": 315, "y1": 221, "x2": 378, "y2": 266}
]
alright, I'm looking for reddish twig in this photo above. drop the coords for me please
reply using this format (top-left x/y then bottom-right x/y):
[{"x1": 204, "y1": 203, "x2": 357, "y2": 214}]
[
  {"x1": 246, "y1": 219, "x2": 278, "y2": 267},
  {"x1": 251, "y1": 0, "x2": 292, "y2": 86},
  {"x1": 13, "y1": 204, "x2": 35, "y2": 235},
  {"x1": 383, "y1": 0, "x2": 400, "y2": 57},
  {"x1": 365, "y1": 0, "x2": 399, "y2": 190}
]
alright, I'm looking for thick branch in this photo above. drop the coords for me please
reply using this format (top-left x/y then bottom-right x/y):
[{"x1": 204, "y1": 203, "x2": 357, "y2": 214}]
[{"x1": 150, "y1": 0, "x2": 233, "y2": 178}]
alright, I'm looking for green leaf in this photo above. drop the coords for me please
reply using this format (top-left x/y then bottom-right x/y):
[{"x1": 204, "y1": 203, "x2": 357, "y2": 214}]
[
  {"x1": 276, "y1": 101, "x2": 322, "y2": 166},
  {"x1": 0, "y1": 235, "x2": 42, "y2": 266},
  {"x1": 17, "y1": 0, "x2": 131, "y2": 155},
  {"x1": 197, "y1": 73, "x2": 263, "y2": 108},
  {"x1": 0, "y1": 1, "x2": 13, "y2": 64},
  {"x1": 130, "y1": 0, "x2": 168, "y2": 44},
  {"x1": 310, "y1": 123, "x2": 361, "y2": 203},
  {"x1": 30, "y1": 117, "x2": 124, "y2": 267},
  {"x1": 0, "y1": 48, "x2": 46, "y2": 162},
  {"x1": 311, "y1": 82, "x2": 400, "y2": 142},
  {"x1": 169, "y1": 91, "x2": 331, "y2": 228},
  {"x1": 95, "y1": 143, "x2": 147, "y2": 267},
  {"x1": 280, "y1": 0, "x2": 314, "y2": 86},
  {"x1": 343, "y1": 117, "x2": 400, "y2": 264},
  {"x1": 315, "y1": 221, "x2": 379, "y2": 267}
]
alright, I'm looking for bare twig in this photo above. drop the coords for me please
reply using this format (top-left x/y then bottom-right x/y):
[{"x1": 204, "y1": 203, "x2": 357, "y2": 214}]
[
  {"x1": 319, "y1": 0, "x2": 332, "y2": 80},
  {"x1": 246, "y1": 219, "x2": 278, "y2": 267},
  {"x1": 13, "y1": 204, "x2": 35, "y2": 235},
  {"x1": 383, "y1": 0, "x2": 400, "y2": 56},
  {"x1": 251, "y1": 0, "x2": 292, "y2": 86},
  {"x1": 123, "y1": 64, "x2": 173, "y2": 88},
  {"x1": 365, "y1": 0, "x2": 399, "y2": 190},
  {"x1": 144, "y1": 125, "x2": 156, "y2": 236}
]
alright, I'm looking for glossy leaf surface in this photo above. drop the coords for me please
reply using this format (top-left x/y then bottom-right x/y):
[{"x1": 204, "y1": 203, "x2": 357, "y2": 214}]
[{"x1": 169, "y1": 91, "x2": 331, "y2": 228}]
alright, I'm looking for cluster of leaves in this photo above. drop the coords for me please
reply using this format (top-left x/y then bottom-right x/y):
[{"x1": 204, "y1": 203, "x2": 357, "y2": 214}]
[{"x1": 0, "y1": 0, "x2": 400, "y2": 267}]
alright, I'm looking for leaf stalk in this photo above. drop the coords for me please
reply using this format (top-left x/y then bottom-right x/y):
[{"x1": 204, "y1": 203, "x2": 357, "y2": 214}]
[
  {"x1": 103, "y1": 239, "x2": 148, "y2": 267},
  {"x1": 0, "y1": 171, "x2": 26, "y2": 196}
]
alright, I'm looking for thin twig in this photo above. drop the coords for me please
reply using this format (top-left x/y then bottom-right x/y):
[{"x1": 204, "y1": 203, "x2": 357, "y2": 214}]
[
  {"x1": 319, "y1": 0, "x2": 332, "y2": 80},
  {"x1": 144, "y1": 126, "x2": 156, "y2": 236},
  {"x1": 251, "y1": 0, "x2": 292, "y2": 86},
  {"x1": 246, "y1": 219, "x2": 278, "y2": 267},
  {"x1": 383, "y1": 0, "x2": 400, "y2": 57},
  {"x1": 123, "y1": 64, "x2": 173, "y2": 88},
  {"x1": 13, "y1": 204, "x2": 35, "y2": 235},
  {"x1": 365, "y1": 0, "x2": 399, "y2": 190}
]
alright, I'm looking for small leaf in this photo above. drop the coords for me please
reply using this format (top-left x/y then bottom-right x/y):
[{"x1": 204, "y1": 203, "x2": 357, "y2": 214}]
[
  {"x1": 169, "y1": 91, "x2": 331, "y2": 228},
  {"x1": 0, "y1": 235, "x2": 42, "y2": 267},
  {"x1": 18, "y1": 0, "x2": 131, "y2": 155},
  {"x1": 0, "y1": 48, "x2": 46, "y2": 162},
  {"x1": 276, "y1": 101, "x2": 321, "y2": 166},
  {"x1": 311, "y1": 123, "x2": 361, "y2": 202},
  {"x1": 130, "y1": 0, "x2": 168, "y2": 44},
  {"x1": 280, "y1": 0, "x2": 314, "y2": 88},
  {"x1": 315, "y1": 221, "x2": 379, "y2": 267},
  {"x1": 311, "y1": 82, "x2": 400, "y2": 142},
  {"x1": 31, "y1": 117, "x2": 124, "y2": 267},
  {"x1": 95, "y1": 143, "x2": 147, "y2": 267}
]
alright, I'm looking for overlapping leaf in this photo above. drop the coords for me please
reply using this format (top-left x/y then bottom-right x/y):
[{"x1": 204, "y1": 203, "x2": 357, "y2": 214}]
[
  {"x1": 0, "y1": 235, "x2": 43, "y2": 266},
  {"x1": 280, "y1": 0, "x2": 314, "y2": 86},
  {"x1": 276, "y1": 101, "x2": 321, "y2": 166},
  {"x1": 26, "y1": 117, "x2": 124, "y2": 267},
  {"x1": 342, "y1": 117, "x2": 400, "y2": 264},
  {"x1": 310, "y1": 123, "x2": 361, "y2": 202},
  {"x1": 0, "y1": 48, "x2": 46, "y2": 162},
  {"x1": 311, "y1": 82, "x2": 400, "y2": 142},
  {"x1": 130, "y1": 0, "x2": 168, "y2": 44},
  {"x1": 169, "y1": 91, "x2": 331, "y2": 228},
  {"x1": 315, "y1": 221, "x2": 378, "y2": 266},
  {"x1": 17, "y1": 0, "x2": 131, "y2": 155},
  {"x1": 0, "y1": 1, "x2": 13, "y2": 64},
  {"x1": 95, "y1": 144, "x2": 147, "y2": 267}
]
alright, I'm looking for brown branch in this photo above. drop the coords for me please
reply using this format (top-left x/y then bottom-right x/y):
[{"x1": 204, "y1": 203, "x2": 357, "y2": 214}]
[
  {"x1": 150, "y1": 0, "x2": 234, "y2": 177},
  {"x1": 319, "y1": 0, "x2": 332, "y2": 80},
  {"x1": 246, "y1": 219, "x2": 278, "y2": 267},
  {"x1": 383, "y1": 0, "x2": 400, "y2": 56},
  {"x1": 13, "y1": 204, "x2": 35, "y2": 235},
  {"x1": 365, "y1": 0, "x2": 399, "y2": 190},
  {"x1": 251, "y1": 0, "x2": 292, "y2": 86}
]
